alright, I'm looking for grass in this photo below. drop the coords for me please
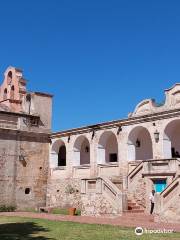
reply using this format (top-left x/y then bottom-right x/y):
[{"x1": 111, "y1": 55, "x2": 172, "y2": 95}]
[
  {"x1": 22, "y1": 208, "x2": 38, "y2": 213},
  {"x1": 0, "y1": 216, "x2": 180, "y2": 240},
  {"x1": 51, "y1": 208, "x2": 69, "y2": 215}
]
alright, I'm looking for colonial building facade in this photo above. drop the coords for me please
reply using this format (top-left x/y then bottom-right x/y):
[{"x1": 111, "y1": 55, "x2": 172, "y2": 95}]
[
  {"x1": 0, "y1": 66, "x2": 180, "y2": 223},
  {"x1": 48, "y1": 83, "x2": 180, "y2": 223},
  {"x1": 0, "y1": 66, "x2": 52, "y2": 209}
]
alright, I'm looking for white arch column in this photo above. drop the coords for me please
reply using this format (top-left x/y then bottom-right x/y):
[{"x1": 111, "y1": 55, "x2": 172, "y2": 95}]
[
  {"x1": 163, "y1": 119, "x2": 180, "y2": 159},
  {"x1": 97, "y1": 145, "x2": 105, "y2": 164},
  {"x1": 49, "y1": 151, "x2": 58, "y2": 168},
  {"x1": 127, "y1": 126, "x2": 153, "y2": 161},
  {"x1": 90, "y1": 137, "x2": 97, "y2": 177},
  {"x1": 163, "y1": 137, "x2": 172, "y2": 158},
  {"x1": 127, "y1": 142, "x2": 135, "y2": 161}
]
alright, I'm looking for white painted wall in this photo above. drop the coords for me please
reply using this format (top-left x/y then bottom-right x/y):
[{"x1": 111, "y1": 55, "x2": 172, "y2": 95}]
[
  {"x1": 105, "y1": 134, "x2": 118, "y2": 162},
  {"x1": 128, "y1": 126, "x2": 153, "y2": 161},
  {"x1": 163, "y1": 120, "x2": 180, "y2": 158}
]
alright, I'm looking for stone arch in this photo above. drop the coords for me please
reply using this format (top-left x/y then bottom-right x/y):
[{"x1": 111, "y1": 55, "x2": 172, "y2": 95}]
[
  {"x1": 163, "y1": 119, "x2": 180, "y2": 158},
  {"x1": 3, "y1": 88, "x2": 7, "y2": 100},
  {"x1": 10, "y1": 85, "x2": 15, "y2": 99},
  {"x1": 7, "y1": 71, "x2": 12, "y2": 84},
  {"x1": 51, "y1": 139, "x2": 66, "y2": 167},
  {"x1": 128, "y1": 126, "x2": 153, "y2": 161},
  {"x1": 98, "y1": 131, "x2": 118, "y2": 164},
  {"x1": 73, "y1": 135, "x2": 90, "y2": 166}
]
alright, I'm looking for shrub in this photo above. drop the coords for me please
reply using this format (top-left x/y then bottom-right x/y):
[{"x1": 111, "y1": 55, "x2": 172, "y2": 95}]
[
  {"x1": 76, "y1": 209, "x2": 81, "y2": 216},
  {"x1": 0, "y1": 205, "x2": 16, "y2": 212}
]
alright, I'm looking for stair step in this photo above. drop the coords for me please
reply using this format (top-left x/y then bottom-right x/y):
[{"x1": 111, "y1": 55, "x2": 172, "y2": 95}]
[
  {"x1": 128, "y1": 205, "x2": 141, "y2": 210},
  {"x1": 124, "y1": 209, "x2": 144, "y2": 213},
  {"x1": 127, "y1": 202, "x2": 136, "y2": 206}
]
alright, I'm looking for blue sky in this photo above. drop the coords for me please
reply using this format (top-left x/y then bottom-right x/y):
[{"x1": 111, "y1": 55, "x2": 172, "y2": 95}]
[{"x1": 0, "y1": 0, "x2": 180, "y2": 131}]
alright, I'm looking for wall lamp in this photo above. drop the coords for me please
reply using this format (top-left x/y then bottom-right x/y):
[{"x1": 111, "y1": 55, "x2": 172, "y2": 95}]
[
  {"x1": 19, "y1": 154, "x2": 25, "y2": 161},
  {"x1": 154, "y1": 130, "x2": 160, "y2": 143},
  {"x1": 19, "y1": 154, "x2": 27, "y2": 167},
  {"x1": 117, "y1": 126, "x2": 122, "y2": 135},
  {"x1": 91, "y1": 130, "x2": 95, "y2": 140}
]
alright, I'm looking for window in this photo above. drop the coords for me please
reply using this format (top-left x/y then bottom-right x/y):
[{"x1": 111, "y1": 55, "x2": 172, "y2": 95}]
[
  {"x1": 58, "y1": 145, "x2": 66, "y2": 166},
  {"x1": 10, "y1": 85, "x2": 15, "y2": 99},
  {"x1": 25, "y1": 188, "x2": 30, "y2": 194},
  {"x1": 3, "y1": 88, "x2": 7, "y2": 100},
  {"x1": 7, "y1": 71, "x2": 12, "y2": 84},
  {"x1": 29, "y1": 117, "x2": 39, "y2": 126},
  {"x1": 109, "y1": 153, "x2": 118, "y2": 162}
]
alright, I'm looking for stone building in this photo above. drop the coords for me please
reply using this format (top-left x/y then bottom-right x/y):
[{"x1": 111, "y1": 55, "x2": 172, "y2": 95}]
[
  {"x1": 0, "y1": 66, "x2": 52, "y2": 209},
  {"x1": 0, "y1": 66, "x2": 180, "y2": 223},
  {"x1": 48, "y1": 83, "x2": 180, "y2": 223}
]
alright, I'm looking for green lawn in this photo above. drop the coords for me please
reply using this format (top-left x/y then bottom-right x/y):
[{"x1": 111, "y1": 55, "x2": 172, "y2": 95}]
[{"x1": 0, "y1": 216, "x2": 180, "y2": 240}]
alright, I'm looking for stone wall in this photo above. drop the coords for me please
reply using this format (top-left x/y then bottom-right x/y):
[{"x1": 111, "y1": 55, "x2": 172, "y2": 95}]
[
  {"x1": 46, "y1": 178, "x2": 82, "y2": 209},
  {"x1": 81, "y1": 192, "x2": 120, "y2": 217},
  {"x1": 128, "y1": 169, "x2": 146, "y2": 209},
  {"x1": 0, "y1": 130, "x2": 50, "y2": 209},
  {"x1": 15, "y1": 135, "x2": 49, "y2": 209},
  {"x1": 155, "y1": 195, "x2": 180, "y2": 223}
]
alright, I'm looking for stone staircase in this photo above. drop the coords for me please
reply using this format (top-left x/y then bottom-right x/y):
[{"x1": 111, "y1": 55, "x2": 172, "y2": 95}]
[
  {"x1": 125, "y1": 199, "x2": 145, "y2": 213},
  {"x1": 81, "y1": 176, "x2": 126, "y2": 217}
]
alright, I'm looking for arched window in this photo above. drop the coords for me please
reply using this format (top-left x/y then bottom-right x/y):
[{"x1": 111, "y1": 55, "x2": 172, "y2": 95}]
[
  {"x1": 73, "y1": 136, "x2": 90, "y2": 166},
  {"x1": 51, "y1": 139, "x2": 67, "y2": 167},
  {"x1": 7, "y1": 71, "x2": 12, "y2": 84},
  {"x1": 10, "y1": 85, "x2": 15, "y2": 99},
  {"x1": 128, "y1": 126, "x2": 153, "y2": 161},
  {"x1": 98, "y1": 131, "x2": 118, "y2": 164},
  {"x1": 163, "y1": 120, "x2": 180, "y2": 158},
  {"x1": 58, "y1": 145, "x2": 66, "y2": 166},
  {"x1": 3, "y1": 88, "x2": 7, "y2": 100}
]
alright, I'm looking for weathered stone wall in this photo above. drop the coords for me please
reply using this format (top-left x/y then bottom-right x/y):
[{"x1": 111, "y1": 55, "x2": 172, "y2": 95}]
[
  {"x1": 128, "y1": 170, "x2": 146, "y2": 208},
  {"x1": 15, "y1": 135, "x2": 49, "y2": 209},
  {"x1": 0, "y1": 132, "x2": 17, "y2": 205},
  {"x1": 46, "y1": 178, "x2": 82, "y2": 209},
  {"x1": 0, "y1": 130, "x2": 50, "y2": 209},
  {"x1": 81, "y1": 193, "x2": 120, "y2": 217},
  {"x1": 155, "y1": 194, "x2": 180, "y2": 223},
  {"x1": 0, "y1": 66, "x2": 52, "y2": 210}
]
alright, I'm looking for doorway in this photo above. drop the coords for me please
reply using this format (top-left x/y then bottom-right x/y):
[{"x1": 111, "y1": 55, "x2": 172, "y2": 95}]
[{"x1": 154, "y1": 179, "x2": 167, "y2": 193}]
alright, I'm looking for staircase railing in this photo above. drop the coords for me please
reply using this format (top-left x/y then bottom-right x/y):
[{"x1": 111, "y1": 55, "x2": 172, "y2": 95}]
[
  {"x1": 160, "y1": 175, "x2": 180, "y2": 210},
  {"x1": 155, "y1": 175, "x2": 180, "y2": 214},
  {"x1": 127, "y1": 161, "x2": 143, "y2": 185},
  {"x1": 81, "y1": 176, "x2": 127, "y2": 214}
]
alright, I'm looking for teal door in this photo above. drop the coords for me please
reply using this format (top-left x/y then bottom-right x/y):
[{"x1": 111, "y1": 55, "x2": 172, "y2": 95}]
[{"x1": 154, "y1": 180, "x2": 167, "y2": 193}]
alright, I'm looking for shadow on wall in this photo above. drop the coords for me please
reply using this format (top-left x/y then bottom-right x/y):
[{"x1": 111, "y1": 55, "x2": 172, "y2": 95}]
[{"x1": 0, "y1": 222, "x2": 54, "y2": 240}]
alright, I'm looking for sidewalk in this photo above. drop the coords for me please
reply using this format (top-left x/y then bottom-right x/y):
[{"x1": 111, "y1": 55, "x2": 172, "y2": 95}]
[{"x1": 0, "y1": 212, "x2": 180, "y2": 232}]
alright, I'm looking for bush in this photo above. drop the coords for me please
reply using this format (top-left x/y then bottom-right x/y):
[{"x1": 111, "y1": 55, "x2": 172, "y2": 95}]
[
  {"x1": 76, "y1": 209, "x2": 81, "y2": 216},
  {"x1": 0, "y1": 205, "x2": 16, "y2": 212}
]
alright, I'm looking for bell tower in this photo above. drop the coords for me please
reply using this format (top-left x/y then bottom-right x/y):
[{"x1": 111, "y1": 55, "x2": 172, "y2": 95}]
[{"x1": 0, "y1": 66, "x2": 27, "y2": 112}]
